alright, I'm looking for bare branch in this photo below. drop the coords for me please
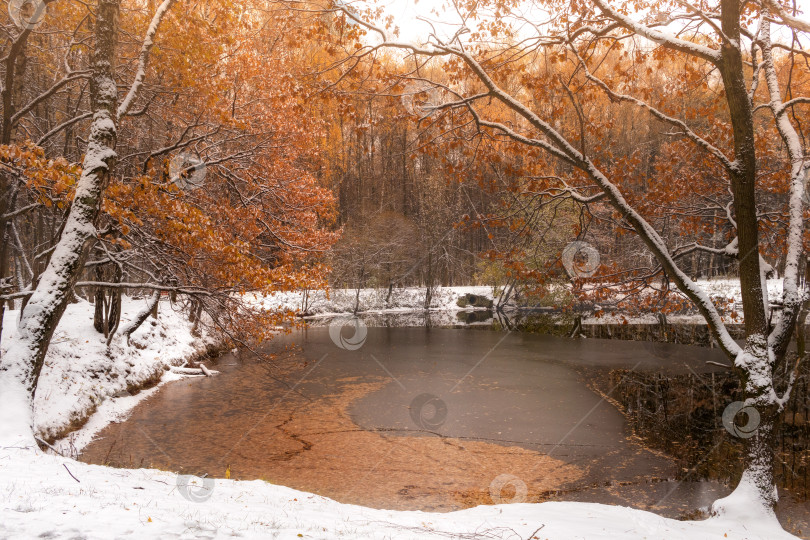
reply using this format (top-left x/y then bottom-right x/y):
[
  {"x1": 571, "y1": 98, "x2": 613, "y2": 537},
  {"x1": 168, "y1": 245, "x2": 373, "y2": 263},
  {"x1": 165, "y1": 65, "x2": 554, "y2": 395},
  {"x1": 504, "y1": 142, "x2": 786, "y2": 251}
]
[
  {"x1": 570, "y1": 46, "x2": 737, "y2": 174},
  {"x1": 37, "y1": 112, "x2": 92, "y2": 145},
  {"x1": 117, "y1": 0, "x2": 179, "y2": 119}
]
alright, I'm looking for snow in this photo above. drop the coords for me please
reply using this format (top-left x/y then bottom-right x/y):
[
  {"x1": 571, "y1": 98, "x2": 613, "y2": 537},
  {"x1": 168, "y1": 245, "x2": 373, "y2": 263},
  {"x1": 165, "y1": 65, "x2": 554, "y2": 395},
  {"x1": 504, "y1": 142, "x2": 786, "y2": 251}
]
[
  {"x1": 257, "y1": 279, "x2": 788, "y2": 325},
  {"x1": 0, "y1": 283, "x2": 802, "y2": 539},
  {"x1": 0, "y1": 446, "x2": 799, "y2": 539},
  {"x1": 1, "y1": 297, "x2": 216, "y2": 448},
  {"x1": 0, "y1": 374, "x2": 33, "y2": 449},
  {"x1": 711, "y1": 470, "x2": 781, "y2": 526},
  {"x1": 258, "y1": 285, "x2": 495, "y2": 317}
]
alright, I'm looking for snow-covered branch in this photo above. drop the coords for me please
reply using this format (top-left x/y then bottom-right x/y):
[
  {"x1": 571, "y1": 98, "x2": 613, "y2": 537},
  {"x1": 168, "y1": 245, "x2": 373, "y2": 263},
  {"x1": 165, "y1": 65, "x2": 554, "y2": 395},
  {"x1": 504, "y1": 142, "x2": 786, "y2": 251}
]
[
  {"x1": 37, "y1": 112, "x2": 92, "y2": 146},
  {"x1": 117, "y1": 0, "x2": 178, "y2": 120},
  {"x1": 448, "y1": 55, "x2": 742, "y2": 357},
  {"x1": 10, "y1": 72, "x2": 91, "y2": 127},
  {"x1": 590, "y1": 0, "x2": 722, "y2": 64},
  {"x1": 673, "y1": 0, "x2": 732, "y2": 44},
  {"x1": 758, "y1": 18, "x2": 807, "y2": 361},
  {"x1": 778, "y1": 96, "x2": 810, "y2": 114},
  {"x1": 570, "y1": 46, "x2": 737, "y2": 174},
  {"x1": 763, "y1": 0, "x2": 810, "y2": 33}
]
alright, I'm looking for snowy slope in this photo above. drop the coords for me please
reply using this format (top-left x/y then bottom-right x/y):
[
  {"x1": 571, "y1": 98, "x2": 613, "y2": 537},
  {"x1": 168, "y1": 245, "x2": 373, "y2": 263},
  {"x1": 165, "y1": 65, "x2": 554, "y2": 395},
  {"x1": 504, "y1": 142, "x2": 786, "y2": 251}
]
[{"x1": 1, "y1": 297, "x2": 216, "y2": 446}]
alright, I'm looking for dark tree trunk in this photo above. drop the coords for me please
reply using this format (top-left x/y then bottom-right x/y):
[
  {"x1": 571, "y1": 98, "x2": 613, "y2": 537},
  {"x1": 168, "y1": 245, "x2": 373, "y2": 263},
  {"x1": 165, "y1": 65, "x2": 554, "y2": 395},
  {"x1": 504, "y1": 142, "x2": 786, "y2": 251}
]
[
  {"x1": 105, "y1": 264, "x2": 123, "y2": 340},
  {"x1": 718, "y1": 0, "x2": 767, "y2": 338},
  {"x1": 94, "y1": 267, "x2": 105, "y2": 333},
  {"x1": 1, "y1": 29, "x2": 31, "y2": 144},
  {"x1": 715, "y1": 0, "x2": 776, "y2": 510}
]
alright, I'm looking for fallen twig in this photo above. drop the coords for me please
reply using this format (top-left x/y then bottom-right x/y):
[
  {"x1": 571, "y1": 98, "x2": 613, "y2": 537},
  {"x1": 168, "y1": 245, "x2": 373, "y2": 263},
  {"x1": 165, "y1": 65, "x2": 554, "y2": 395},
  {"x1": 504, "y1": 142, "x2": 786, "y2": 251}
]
[
  {"x1": 706, "y1": 360, "x2": 733, "y2": 369},
  {"x1": 63, "y1": 464, "x2": 80, "y2": 483}
]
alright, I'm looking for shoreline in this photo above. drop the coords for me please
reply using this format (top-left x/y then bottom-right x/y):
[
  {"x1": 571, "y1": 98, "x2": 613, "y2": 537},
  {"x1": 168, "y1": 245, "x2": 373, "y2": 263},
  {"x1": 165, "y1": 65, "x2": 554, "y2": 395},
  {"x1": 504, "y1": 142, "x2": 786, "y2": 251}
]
[{"x1": 1, "y1": 297, "x2": 223, "y2": 451}]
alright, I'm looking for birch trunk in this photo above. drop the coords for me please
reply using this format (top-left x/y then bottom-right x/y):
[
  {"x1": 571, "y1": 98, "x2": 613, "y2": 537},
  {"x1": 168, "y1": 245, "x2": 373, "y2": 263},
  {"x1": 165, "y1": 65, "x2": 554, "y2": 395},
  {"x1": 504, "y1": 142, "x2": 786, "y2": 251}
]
[{"x1": 0, "y1": 0, "x2": 119, "y2": 448}]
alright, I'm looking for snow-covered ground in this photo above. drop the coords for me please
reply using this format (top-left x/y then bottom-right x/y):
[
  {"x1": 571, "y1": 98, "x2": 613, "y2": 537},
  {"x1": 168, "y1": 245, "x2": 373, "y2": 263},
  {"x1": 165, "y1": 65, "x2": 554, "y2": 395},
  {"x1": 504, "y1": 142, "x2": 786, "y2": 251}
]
[
  {"x1": 0, "y1": 297, "x2": 217, "y2": 447},
  {"x1": 259, "y1": 279, "x2": 787, "y2": 326},
  {"x1": 259, "y1": 285, "x2": 495, "y2": 316},
  {"x1": 0, "y1": 282, "x2": 802, "y2": 539},
  {"x1": 0, "y1": 446, "x2": 798, "y2": 539}
]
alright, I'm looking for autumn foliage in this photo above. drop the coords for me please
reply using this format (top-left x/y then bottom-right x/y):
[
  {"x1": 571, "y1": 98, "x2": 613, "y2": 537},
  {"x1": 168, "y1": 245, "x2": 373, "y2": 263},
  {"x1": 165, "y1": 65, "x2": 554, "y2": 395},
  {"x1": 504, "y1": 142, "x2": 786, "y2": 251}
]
[{"x1": 0, "y1": 0, "x2": 347, "y2": 344}]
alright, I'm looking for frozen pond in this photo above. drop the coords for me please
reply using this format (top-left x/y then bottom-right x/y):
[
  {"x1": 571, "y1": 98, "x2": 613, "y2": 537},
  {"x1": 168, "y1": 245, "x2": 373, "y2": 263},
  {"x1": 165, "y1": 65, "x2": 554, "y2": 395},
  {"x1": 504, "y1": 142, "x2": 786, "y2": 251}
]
[{"x1": 78, "y1": 326, "x2": 808, "y2": 533}]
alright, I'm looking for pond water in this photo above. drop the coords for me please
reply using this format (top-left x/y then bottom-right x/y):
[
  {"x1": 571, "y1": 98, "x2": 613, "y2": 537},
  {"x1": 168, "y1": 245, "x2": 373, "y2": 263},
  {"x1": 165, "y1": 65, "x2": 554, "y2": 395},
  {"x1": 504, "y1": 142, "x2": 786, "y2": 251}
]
[{"x1": 78, "y1": 323, "x2": 810, "y2": 536}]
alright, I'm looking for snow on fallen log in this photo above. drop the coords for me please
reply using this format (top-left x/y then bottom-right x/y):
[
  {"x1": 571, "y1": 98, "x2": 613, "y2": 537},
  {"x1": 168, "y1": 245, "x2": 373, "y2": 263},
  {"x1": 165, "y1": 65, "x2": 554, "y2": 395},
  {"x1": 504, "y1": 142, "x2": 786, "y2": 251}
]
[{"x1": 170, "y1": 365, "x2": 218, "y2": 377}]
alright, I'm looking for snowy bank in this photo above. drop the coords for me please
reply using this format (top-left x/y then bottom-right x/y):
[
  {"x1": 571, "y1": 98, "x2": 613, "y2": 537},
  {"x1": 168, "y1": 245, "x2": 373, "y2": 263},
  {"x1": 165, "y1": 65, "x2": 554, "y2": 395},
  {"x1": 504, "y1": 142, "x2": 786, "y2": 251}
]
[
  {"x1": 259, "y1": 279, "x2": 788, "y2": 325},
  {"x1": 0, "y1": 446, "x2": 798, "y2": 540},
  {"x1": 0, "y1": 297, "x2": 218, "y2": 449},
  {"x1": 259, "y1": 286, "x2": 495, "y2": 316}
]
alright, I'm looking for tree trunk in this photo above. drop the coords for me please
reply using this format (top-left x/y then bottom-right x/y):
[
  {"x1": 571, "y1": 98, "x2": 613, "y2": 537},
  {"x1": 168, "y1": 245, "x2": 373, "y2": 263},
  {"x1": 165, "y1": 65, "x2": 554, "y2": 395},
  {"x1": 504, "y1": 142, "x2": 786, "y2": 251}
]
[
  {"x1": 743, "y1": 414, "x2": 779, "y2": 508},
  {"x1": 718, "y1": 0, "x2": 767, "y2": 338},
  {"x1": 104, "y1": 263, "x2": 123, "y2": 341},
  {"x1": 93, "y1": 266, "x2": 105, "y2": 333},
  {"x1": 1, "y1": 29, "x2": 31, "y2": 144},
  {"x1": 711, "y1": 0, "x2": 775, "y2": 512},
  {"x1": 190, "y1": 301, "x2": 203, "y2": 337},
  {"x1": 121, "y1": 290, "x2": 160, "y2": 343},
  {"x1": 0, "y1": 0, "x2": 119, "y2": 448},
  {"x1": 712, "y1": 408, "x2": 779, "y2": 517}
]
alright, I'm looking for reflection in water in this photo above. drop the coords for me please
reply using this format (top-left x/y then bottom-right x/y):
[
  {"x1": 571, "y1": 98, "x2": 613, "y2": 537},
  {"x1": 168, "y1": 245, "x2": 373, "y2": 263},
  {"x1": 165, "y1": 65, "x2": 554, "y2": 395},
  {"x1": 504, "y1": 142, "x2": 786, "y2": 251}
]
[
  {"x1": 607, "y1": 366, "x2": 810, "y2": 501},
  {"x1": 455, "y1": 310, "x2": 494, "y2": 324}
]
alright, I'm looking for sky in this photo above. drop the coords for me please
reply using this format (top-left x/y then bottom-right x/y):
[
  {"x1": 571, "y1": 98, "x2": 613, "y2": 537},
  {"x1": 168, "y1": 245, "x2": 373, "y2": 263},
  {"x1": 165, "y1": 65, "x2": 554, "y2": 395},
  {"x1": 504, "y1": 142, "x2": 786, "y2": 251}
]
[{"x1": 370, "y1": 0, "x2": 810, "y2": 43}]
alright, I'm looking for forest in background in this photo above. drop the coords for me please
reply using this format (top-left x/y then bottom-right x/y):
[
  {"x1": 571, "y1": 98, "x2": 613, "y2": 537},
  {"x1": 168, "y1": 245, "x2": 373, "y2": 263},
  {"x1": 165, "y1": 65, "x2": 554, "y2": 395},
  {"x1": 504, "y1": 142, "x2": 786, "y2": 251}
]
[
  {"x1": 0, "y1": 0, "x2": 806, "y2": 328},
  {"x1": 314, "y1": 3, "x2": 805, "y2": 316}
]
